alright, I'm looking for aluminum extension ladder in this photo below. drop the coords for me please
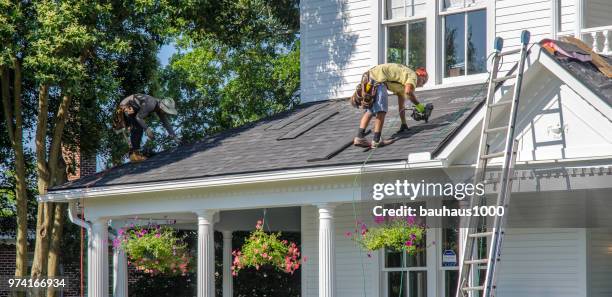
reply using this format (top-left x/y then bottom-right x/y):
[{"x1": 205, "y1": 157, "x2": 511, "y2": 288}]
[{"x1": 456, "y1": 30, "x2": 531, "y2": 297}]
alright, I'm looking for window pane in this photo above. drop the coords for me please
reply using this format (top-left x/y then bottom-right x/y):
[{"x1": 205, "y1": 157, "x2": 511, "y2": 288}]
[
  {"x1": 444, "y1": 13, "x2": 465, "y2": 77},
  {"x1": 387, "y1": 25, "x2": 407, "y2": 65},
  {"x1": 408, "y1": 21, "x2": 426, "y2": 69},
  {"x1": 405, "y1": 245, "x2": 427, "y2": 267},
  {"x1": 445, "y1": 270, "x2": 459, "y2": 297},
  {"x1": 386, "y1": 249, "x2": 403, "y2": 268},
  {"x1": 387, "y1": 272, "x2": 407, "y2": 297},
  {"x1": 467, "y1": 10, "x2": 487, "y2": 74},
  {"x1": 409, "y1": 271, "x2": 427, "y2": 297},
  {"x1": 386, "y1": 0, "x2": 406, "y2": 20}
]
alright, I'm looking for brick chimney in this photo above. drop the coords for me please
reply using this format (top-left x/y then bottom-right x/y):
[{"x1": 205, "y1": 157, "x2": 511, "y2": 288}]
[{"x1": 62, "y1": 146, "x2": 97, "y2": 181}]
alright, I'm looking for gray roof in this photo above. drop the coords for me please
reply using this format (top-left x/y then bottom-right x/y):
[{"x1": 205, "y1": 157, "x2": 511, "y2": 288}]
[
  {"x1": 51, "y1": 83, "x2": 486, "y2": 190},
  {"x1": 548, "y1": 42, "x2": 612, "y2": 105}
]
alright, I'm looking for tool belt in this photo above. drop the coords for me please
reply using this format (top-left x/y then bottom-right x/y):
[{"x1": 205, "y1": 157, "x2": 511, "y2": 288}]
[{"x1": 351, "y1": 71, "x2": 381, "y2": 109}]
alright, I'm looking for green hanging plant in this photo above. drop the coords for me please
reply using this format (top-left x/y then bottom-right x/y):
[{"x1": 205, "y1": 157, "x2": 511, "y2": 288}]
[
  {"x1": 114, "y1": 225, "x2": 192, "y2": 276},
  {"x1": 231, "y1": 220, "x2": 303, "y2": 276},
  {"x1": 347, "y1": 216, "x2": 426, "y2": 255}
]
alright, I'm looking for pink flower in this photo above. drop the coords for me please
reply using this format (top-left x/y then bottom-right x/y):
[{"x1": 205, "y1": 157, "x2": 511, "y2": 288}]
[
  {"x1": 345, "y1": 231, "x2": 352, "y2": 238},
  {"x1": 405, "y1": 241, "x2": 413, "y2": 247},
  {"x1": 374, "y1": 215, "x2": 385, "y2": 224}
]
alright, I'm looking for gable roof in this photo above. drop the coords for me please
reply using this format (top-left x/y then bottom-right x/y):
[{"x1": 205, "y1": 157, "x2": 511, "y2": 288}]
[
  {"x1": 436, "y1": 43, "x2": 612, "y2": 161},
  {"x1": 50, "y1": 84, "x2": 486, "y2": 191}
]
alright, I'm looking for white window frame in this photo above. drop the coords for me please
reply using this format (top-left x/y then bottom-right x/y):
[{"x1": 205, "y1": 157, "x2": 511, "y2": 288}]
[
  {"x1": 439, "y1": 0, "x2": 487, "y2": 14},
  {"x1": 382, "y1": 0, "x2": 428, "y2": 24},
  {"x1": 440, "y1": 6, "x2": 489, "y2": 85},
  {"x1": 383, "y1": 18, "x2": 427, "y2": 69},
  {"x1": 381, "y1": 249, "x2": 429, "y2": 297}
]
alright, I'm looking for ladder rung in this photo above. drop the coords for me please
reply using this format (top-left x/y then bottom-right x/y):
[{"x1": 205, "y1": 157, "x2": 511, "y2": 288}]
[
  {"x1": 465, "y1": 259, "x2": 489, "y2": 265},
  {"x1": 492, "y1": 74, "x2": 517, "y2": 83},
  {"x1": 489, "y1": 100, "x2": 512, "y2": 108},
  {"x1": 499, "y1": 48, "x2": 521, "y2": 56},
  {"x1": 462, "y1": 286, "x2": 485, "y2": 291},
  {"x1": 485, "y1": 126, "x2": 508, "y2": 134},
  {"x1": 481, "y1": 151, "x2": 505, "y2": 159},
  {"x1": 469, "y1": 231, "x2": 494, "y2": 238}
]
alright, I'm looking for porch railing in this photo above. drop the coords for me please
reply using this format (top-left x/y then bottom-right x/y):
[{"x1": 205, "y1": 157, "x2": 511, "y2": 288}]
[{"x1": 579, "y1": 25, "x2": 612, "y2": 55}]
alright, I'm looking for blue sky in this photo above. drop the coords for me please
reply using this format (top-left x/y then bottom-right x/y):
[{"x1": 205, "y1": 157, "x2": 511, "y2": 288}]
[{"x1": 158, "y1": 43, "x2": 177, "y2": 67}]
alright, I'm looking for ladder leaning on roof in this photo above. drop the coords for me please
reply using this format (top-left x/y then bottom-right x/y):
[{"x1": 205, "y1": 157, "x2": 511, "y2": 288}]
[{"x1": 456, "y1": 30, "x2": 531, "y2": 297}]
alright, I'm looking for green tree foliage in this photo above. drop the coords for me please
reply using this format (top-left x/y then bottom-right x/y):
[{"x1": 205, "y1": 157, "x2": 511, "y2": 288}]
[{"x1": 160, "y1": 40, "x2": 299, "y2": 142}]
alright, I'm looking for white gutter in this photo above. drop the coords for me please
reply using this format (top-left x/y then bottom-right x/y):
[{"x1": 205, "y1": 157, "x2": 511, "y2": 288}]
[{"x1": 39, "y1": 159, "x2": 445, "y2": 202}]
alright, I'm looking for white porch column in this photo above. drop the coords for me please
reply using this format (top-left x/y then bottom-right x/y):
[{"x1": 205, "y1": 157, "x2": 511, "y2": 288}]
[
  {"x1": 196, "y1": 210, "x2": 216, "y2": 297},
  {"x1": 222, "y1": 230, "x2": 233, "y2": 297},
  {"x1": 317, "y1": 204, "x2": 336, "y2": 297},
  {"x1": 113, "y1": 245, "x2": 128, "y2": 297},
  {"x1": 89, "y1": 218, "x2": 109, "y2": 297}
]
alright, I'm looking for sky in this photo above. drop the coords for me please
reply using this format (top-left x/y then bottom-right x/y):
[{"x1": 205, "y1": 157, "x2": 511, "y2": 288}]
[{"x1": 158, "y1": 43, "x2": 178, "y2": 67}]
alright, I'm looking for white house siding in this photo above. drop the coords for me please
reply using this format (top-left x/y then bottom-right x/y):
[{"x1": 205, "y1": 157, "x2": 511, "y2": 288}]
[
  {"x1": 300, "y1": 0, "x2": 375, "y2": 102},
  {"x1": 495, "y1": 0, "x2": 575, "y2": 71},
  {"x1": 301, "y1": 204, "x2": 380, "y2": 297},
  {"x1": 589, "y1": 229, "x2": 612, "y2": 297},
  {"x1": 584, "y1": 0, "x2": 612, "y2": 29},
  {"x1": 496, "y1": 228, "x2": 586, "y2": 297}
]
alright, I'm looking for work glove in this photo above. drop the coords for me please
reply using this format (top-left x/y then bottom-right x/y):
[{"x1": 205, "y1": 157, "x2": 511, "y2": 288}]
[{"x1": 146, "y1": 127, "x2": 155, "y2": 140}]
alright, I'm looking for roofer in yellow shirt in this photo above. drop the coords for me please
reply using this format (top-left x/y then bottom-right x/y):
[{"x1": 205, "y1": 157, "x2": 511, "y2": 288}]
[{"x1": 350, "y1": 63, "x2": 432, "y2": 148}]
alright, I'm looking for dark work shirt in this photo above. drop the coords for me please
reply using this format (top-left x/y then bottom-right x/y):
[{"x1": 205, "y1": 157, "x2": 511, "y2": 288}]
[{"x1": 119, "y1": 94, "x2": 175, "y2": 136}]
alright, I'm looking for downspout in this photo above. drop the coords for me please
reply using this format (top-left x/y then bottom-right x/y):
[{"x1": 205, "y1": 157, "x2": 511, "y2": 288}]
[
  {"x1": 68, "y1": 200, "x2": 90, "y2": 231},
  {"x1": 67, "y1": 201, "x2": 91, "y2": 297}
]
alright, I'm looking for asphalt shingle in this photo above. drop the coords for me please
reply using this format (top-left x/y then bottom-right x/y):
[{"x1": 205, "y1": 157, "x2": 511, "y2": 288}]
[{"x1": 50, "y1": 83, "x2": 487, "y2": 191}]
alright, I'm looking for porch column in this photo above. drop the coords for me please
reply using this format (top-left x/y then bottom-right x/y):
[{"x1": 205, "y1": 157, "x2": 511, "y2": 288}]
[
  {"x1": 317, "y1": 203, "x2": 336, "y2": 297},
  {"x1": 89, "y1": 218, "x2": 109, "y2": 297},
  {"x1": 196, "y1": 210, "x2": 216, "y2": 297},
  {"x1": 113, "y1": 245, "x2": 128, "y2": 297},
  {"x1": 222, "y1": 230, "x2": 233, "y2": 297}
]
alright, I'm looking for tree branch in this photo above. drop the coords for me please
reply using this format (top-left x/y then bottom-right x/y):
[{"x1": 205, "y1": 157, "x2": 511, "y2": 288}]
[{"x1": 48, "y1": 93, "x2": 72, "y2": 185}]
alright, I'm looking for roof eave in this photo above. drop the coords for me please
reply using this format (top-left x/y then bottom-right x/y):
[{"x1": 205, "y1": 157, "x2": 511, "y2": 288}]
[{"x1": 39, "y1": 158, "x2": 446, "y2": 202}]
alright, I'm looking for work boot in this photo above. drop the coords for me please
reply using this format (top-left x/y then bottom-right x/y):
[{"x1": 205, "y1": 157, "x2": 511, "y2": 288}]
[
  {"x1": 353, "y1": 137, "x2": 370, "y2": 148},
  {"x1": 129, "y1": 151, "x2": 147, "y2": 162},
  {"x1": 371, "y1": 138, "x2": 395, "y2": 148}
]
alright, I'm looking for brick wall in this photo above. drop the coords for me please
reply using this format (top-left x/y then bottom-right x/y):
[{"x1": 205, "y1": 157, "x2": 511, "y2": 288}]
[{"x1": 0, "y1": 246, "x2": 16, "y2": 297}]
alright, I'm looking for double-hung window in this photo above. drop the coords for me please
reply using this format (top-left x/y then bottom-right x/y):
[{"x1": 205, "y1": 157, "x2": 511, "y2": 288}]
[
  {"x1": 441, "y1": 0, "x2": 487, "y2": 79},
  {"x1": 383, "y1": 0, "x2": 427, "y2": 69},
  {"x1": 382, "y1": 203, "x2": 427, "y2": 297}
]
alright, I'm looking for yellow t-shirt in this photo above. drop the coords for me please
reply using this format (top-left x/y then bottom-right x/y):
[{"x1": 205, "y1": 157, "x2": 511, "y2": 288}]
[{"x1": 368, "y1": 63, "x2": 417, "y2": 96}]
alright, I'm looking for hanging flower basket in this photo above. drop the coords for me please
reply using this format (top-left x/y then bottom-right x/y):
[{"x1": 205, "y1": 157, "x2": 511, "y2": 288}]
[
  {"x1": 347, "y1": 216, "x2": 426, "y2": 255},
  {"x1": 231, "y1": 220, "x2": 302, "y2": 276},
  {"x1": 114, "y1": 225, "x2": 192, "y2": 276}
]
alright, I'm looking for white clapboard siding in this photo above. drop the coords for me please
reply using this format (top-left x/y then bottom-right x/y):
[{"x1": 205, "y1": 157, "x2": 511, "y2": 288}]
[
  {"x1": 496, "y1": 228, "x2": 585, "y2": 297},
  {"x1": 301, "y1": 204, "x2": 380, "y2": 297},
  {"x1": 301, "y1": 0, "x2": 375, "y2": 102},
  {"x1": 589, "y1": 229, "x2": 612, "y2": 297},
  {"x1": 495, "y1": 0, "x2": 575, "y2": 72},
  {"x1": 584, "y1": 0, "x2": 612, "y2": 29}
]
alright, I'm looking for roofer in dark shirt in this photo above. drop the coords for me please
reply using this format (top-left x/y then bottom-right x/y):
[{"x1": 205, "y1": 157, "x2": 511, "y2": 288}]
[{"x1": 113, "y1": 94, "x2": 178, "y2": 162}]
